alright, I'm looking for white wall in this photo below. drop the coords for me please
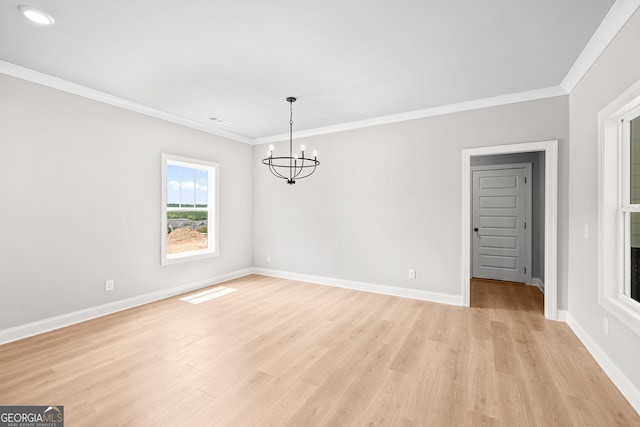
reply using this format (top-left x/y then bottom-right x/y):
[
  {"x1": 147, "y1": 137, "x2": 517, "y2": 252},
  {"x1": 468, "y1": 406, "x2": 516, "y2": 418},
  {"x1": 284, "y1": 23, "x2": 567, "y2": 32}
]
[
  {"x1": 568, "y1": 7, "x2": 640, "y2": 392},
  {"x1": 0, "y1": 74, "x2": 253, "y2": 331},
  {"x1": 253, "y1": 97, "x2": 568, "y2": 305}
]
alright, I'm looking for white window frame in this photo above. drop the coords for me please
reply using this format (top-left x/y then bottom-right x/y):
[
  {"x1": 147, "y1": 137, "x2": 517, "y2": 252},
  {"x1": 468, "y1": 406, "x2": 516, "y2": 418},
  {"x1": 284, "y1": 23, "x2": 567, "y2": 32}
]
[
  {"x1": 161, "y1": 153, "x2": 219, "y2": 265},
  {"x1": 599, "y1": 77, "x2": 640, "y2": 335}
]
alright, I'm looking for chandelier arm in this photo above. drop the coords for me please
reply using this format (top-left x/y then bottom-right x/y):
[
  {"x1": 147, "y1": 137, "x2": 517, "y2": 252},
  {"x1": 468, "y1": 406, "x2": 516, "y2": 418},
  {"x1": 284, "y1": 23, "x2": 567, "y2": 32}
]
[
  {"x1": 292, "y1": 157, "x2": 305, "y2": 179},
  {"x1": 269, "y1": 162, "x2": 289, "y2": 181},
  {"x1": 263, "y1": 158, "x2": 288, "y2": 180},
  {"x1": 296, "y1": 164, "x2": 317, "y2": 179},
  {"x1": 305, "y1": 160, "x2": 319, "y2": 175}
]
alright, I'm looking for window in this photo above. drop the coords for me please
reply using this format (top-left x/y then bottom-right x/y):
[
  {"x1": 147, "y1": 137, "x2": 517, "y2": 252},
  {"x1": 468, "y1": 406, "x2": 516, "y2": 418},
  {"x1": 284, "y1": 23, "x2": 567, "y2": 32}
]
[
  {"x1": 625, "y1": 114, "x2": 640, "y2": 304},
  {"x1": 599, "y1": 80, "x2": 640, "y2": 335},
  {"x1": 161, "y1": 154, "x2": 218, "y2": 265}
]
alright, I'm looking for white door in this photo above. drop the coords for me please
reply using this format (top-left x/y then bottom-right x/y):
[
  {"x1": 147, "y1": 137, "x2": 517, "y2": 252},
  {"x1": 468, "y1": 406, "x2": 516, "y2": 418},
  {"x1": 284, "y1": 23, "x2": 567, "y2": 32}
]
[{"x1": 472, "y1": 164, "x2": 531, "y2": 283}]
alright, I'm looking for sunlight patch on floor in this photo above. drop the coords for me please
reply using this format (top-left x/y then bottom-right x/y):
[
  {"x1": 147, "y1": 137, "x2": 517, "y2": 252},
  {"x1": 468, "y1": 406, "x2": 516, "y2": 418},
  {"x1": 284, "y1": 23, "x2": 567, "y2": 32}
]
[{"x1": 180, "y1": 286, "x2": 238, "y2": 304}]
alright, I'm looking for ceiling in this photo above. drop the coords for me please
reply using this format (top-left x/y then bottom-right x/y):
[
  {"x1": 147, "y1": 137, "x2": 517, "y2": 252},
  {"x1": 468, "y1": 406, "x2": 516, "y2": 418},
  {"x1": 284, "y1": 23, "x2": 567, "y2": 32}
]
[{"x1": 0, "y1": 0, "x2": 621, "y2": 143}]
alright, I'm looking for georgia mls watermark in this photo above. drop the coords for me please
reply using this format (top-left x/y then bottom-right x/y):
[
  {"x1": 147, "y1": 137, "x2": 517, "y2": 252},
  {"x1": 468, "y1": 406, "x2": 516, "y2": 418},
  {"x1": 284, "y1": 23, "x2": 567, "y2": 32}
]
[{"x1": 0, "y1": 406, "x2": 64, "y2": 427}]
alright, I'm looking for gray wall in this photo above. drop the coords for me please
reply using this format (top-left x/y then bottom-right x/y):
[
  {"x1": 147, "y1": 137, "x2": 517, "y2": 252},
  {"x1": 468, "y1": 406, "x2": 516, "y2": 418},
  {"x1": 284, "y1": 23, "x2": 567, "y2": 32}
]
[
  {"x1": 568, "y1": 8, "x2": 640, "y2": 389},
  {"x1": 253, "y1": 96, "x2": 568, "y2": 306},
  {"x1": 471, "y1": 152, "x2": 546, "y2": 283},
  {"x1": 0, "y1": 73, "x2": 253, "y2": 330}
]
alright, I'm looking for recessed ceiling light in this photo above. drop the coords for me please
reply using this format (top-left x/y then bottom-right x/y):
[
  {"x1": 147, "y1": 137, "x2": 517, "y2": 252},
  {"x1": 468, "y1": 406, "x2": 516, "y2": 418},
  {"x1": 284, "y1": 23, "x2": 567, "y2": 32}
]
[
  {"x1": 18, "y1": 5, "x2": 56, "y2": 25},
  {"x1": 208, "y1": 117, "x2": 232, "y2": 126}
]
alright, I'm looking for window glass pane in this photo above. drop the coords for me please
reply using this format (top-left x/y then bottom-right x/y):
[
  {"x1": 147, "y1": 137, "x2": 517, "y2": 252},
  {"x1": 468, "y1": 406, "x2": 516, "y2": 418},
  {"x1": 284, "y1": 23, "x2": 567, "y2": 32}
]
[
  {"x1": 167, "y1": 164, "x2": 181, "y2": 207},
  {"x1": 631, "y1": 116, "x2": 640, "y2": 204},
  {"x1": 196, "y1": 169, "x2": 208, "y2": 208},
  {"x1": 166, "y1": 211, "x2": 208, "y2": 254},
  {"x1": 631, "y1": 212, "x2": 640, "y2": 303},
  {"x1": 180, "y1": 167, "x2": 196, "y2": 207},
  {"x1": 163, "y1": 155, "x2": 217, "y2": 263}
]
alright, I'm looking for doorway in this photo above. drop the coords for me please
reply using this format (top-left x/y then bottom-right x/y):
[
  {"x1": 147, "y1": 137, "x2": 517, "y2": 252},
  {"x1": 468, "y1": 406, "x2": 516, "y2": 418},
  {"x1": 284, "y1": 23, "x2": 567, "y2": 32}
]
[
  {"x1": 472, "y1": 163, "x2": 532, "y2": 284},
  {"x1": 461, "y1": 140, "x2": 558, "y2": 320}
]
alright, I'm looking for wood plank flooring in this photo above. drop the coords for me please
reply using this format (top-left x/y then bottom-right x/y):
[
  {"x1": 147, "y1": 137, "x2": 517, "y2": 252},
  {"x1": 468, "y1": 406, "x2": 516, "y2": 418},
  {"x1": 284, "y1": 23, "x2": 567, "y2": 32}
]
[{"x1": 0, "y1": 275, "x2": 638, "y2": 426}]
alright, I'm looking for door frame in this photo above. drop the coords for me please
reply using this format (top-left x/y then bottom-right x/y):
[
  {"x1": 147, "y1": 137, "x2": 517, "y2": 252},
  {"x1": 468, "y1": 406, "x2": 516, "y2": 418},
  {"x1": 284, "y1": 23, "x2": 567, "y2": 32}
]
[
  {"x1": 471, "y1": 162, "x2": 533, "y2": 284},
  {"x1": 461, "y1": 140, "x2": 558, "y2": 320}
]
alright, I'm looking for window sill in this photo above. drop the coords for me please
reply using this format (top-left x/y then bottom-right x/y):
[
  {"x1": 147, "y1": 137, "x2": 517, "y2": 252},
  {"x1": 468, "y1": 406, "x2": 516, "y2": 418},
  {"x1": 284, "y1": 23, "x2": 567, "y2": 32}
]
[
  {"x1": 162, "y1": 249, "x2": 218, "y2": 266},
  {"x1": 599, "y1": 293, "x2": 640, "y2": 336}
]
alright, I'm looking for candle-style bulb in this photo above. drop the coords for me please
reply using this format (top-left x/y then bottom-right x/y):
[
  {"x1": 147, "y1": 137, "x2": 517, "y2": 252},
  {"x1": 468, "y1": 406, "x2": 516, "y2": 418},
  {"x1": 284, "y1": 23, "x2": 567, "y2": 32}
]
[
  {"x1": 269, "y1": 145, "x2": 274, "y2": 151},
  {"x1": 313, "y1": 151, "x2": 317, "y2": 157},
  {"x1": 301, "y1": 145, "x2": 305, "y2": 152}
]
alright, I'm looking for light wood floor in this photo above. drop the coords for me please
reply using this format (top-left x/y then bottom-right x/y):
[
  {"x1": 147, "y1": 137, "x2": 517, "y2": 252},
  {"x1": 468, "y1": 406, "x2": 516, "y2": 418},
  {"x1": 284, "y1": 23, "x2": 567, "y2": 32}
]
[{"x1": 1, "y1": 275, "x2": 638, "y2": 426}]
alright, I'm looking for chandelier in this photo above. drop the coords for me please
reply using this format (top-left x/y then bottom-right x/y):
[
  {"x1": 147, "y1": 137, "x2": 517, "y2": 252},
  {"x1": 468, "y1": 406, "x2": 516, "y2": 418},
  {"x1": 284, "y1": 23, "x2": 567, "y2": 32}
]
[{"x1": 262, "y1": 97, "x2": 320, "y2": 184}]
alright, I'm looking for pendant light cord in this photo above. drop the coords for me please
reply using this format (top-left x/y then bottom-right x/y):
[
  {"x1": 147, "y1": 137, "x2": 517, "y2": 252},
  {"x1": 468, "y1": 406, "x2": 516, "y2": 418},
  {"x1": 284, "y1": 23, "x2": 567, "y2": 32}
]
[{"x1": 289, "y1": 99, "x2": 294, "y2": 180}]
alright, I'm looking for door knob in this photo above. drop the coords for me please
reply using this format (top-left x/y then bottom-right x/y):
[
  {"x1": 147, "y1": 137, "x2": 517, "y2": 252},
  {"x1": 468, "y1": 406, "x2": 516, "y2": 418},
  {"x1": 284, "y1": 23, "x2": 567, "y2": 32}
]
[{"x1": 474, "y1": 228, "x2": 479, "y2": 232}]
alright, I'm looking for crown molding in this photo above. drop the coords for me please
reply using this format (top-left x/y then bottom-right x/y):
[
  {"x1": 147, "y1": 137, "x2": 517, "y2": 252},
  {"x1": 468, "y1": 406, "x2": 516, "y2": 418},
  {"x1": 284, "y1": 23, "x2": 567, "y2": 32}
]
[
  {"x1": 3, "y1": 57, "x2": 567, "y2": 145},
  {"x1": 255, "y1": 86, "x2": 567, "y2": 144},
  {"x1": 5, "y1": 0, "x2": 638, "y2": 147},
  {"x1": 0, "y1": 61, "x2": 253, "y2": 145},
  {"x1": 0, "y1": 60, "x2": 568, "y2": 146},
  {"x1": 561, "y1": 0, "x2": 640, "y2": 93}
]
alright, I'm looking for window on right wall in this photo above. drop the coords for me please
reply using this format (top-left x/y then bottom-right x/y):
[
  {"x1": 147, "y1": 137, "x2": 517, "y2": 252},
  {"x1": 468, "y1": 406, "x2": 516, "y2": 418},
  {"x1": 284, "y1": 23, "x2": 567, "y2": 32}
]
[
  {"x1": 626, "y1": 114, "x2": 640, "y2": 304},
  {"x1": 600, "y1": 80, "x2": 640, "y2": 335}
]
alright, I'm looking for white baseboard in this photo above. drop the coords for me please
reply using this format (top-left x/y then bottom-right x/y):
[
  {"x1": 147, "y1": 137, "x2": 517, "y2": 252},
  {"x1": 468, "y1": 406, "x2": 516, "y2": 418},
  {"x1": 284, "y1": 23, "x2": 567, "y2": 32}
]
[
  {"x1": 532, "y1": 277, "x2": 545, "y2": 292},
  {"x1": 557, "y1": 309, "x2": 568, "y2": 322},
  {"x1": 252, "y1": 268, "x2": 463, "y2": 306},
  {"x1": 567, "y1": 313, "x2": 640, "y2": 415},
  {"x1": 0, "y1": 268, "x2": 253, "y2": 345}
]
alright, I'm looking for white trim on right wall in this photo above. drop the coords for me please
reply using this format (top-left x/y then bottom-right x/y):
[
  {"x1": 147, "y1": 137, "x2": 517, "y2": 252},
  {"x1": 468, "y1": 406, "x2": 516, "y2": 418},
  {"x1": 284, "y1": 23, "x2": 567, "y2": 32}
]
[
  {"x1": 567, "y1": 313, "x2": 640, "y2": 413},
  {"x1": 597, "y1": 75, "x2": 640, "y2": 335},
  {"x1": 461, "y1": 140, "x2": 559, "y2": 320}
]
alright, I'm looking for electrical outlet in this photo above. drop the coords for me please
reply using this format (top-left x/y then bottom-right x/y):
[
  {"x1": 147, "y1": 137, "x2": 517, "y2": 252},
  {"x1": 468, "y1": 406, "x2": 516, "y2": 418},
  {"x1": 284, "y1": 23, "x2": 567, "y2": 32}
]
[
  {"x1": 408, "y1": 269, "x2": 416, "y2": 279},
  {"x1": 603, "y1": 317, "x2": 609, "y2": 335},
  {"x1": 105, "y1": 280, "x2": 114, "y2": 292},
  {"x1": 267, "y1": 254, "x2": 271, "y2": 262}
]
